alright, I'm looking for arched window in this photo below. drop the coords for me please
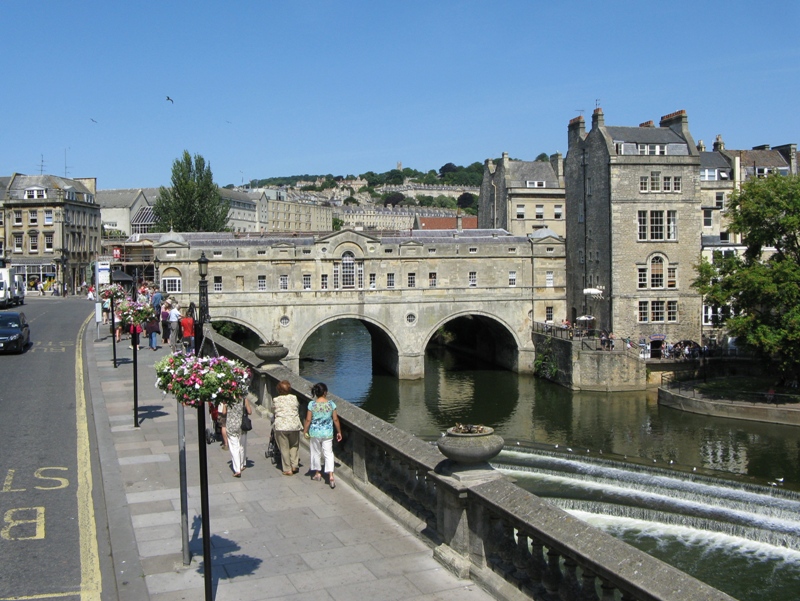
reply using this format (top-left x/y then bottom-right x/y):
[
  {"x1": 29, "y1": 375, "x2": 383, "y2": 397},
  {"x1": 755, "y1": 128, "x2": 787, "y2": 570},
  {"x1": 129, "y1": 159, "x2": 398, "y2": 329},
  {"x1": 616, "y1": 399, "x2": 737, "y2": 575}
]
[
  {"x1": 341, "y1": 251, "x2": 355, "y2": 288},
  {"x1": 650, "y1": 256, "x2": 664, "y2": 288}
]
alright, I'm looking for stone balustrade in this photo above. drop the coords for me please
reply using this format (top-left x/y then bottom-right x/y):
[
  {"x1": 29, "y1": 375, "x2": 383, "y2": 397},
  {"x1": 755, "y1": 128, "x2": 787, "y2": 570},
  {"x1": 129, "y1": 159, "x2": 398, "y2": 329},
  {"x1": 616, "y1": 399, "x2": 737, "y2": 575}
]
[{"x1": 206, "y1": 326, "x2": 735, "y2": 601}]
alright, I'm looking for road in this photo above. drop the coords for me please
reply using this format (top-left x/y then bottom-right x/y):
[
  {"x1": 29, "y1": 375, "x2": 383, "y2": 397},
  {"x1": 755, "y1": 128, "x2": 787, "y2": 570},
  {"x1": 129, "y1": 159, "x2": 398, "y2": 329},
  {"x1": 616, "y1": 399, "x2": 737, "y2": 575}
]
[{"x1": 0, "y1": 297, "x2": 102, "y2": 601}]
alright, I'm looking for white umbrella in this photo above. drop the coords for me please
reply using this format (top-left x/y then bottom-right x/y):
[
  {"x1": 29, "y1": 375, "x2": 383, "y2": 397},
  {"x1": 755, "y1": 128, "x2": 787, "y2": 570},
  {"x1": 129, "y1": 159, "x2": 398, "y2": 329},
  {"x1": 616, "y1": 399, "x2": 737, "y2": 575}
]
[{"x1": 577, "y1": 315, "x2": 595, "y2": 321}]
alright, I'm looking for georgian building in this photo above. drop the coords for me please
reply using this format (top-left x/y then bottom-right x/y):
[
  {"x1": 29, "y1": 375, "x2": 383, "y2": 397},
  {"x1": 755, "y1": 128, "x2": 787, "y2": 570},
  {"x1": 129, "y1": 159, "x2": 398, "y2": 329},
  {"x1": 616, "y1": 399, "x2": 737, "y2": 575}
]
[
  {"x1": 0, "y1": 173, "x2": 100, "y2": 292},
  {"x1": 478, "y1": 152, "x2": 566, "y2": 237},
  {"x1": 565, "y1": 109, "x2": 703, "y2": 357}
]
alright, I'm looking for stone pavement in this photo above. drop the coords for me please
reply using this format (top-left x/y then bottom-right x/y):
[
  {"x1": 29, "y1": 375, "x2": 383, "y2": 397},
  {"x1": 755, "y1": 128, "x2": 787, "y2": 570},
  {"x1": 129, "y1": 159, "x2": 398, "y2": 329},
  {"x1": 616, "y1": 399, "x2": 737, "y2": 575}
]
[{"x1": 84, "y1": 328, "x2": 495, "y2": 601}]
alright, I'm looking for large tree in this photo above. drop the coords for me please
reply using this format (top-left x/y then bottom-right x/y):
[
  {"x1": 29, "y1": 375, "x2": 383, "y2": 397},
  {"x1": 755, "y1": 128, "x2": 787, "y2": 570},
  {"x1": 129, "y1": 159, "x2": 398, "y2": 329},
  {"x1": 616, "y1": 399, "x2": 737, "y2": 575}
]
[
  {"x1": 693, "y1": 174, "x2": 800, "y2": 381},
  {"x1": 153, "y1": 151, "x2": 229, "y2": 232}
]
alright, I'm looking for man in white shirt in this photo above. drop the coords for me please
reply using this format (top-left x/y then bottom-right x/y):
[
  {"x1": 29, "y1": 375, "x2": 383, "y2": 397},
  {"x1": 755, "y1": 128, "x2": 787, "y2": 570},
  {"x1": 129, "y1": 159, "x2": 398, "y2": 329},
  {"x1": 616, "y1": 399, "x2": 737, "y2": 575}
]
[{"x1": 168, "y1": 303, "x2": 182, "y2": 352}]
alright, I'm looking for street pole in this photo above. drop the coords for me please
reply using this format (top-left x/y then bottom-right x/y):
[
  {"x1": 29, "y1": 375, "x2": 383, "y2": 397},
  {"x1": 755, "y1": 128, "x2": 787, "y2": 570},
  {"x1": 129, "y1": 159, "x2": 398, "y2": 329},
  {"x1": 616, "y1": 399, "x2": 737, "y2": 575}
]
[
  {"x1": 195, "y1": 251, "x2": 213, "y2": 600},
  {"x1": 111, "y1": 296, "x2": 118, "y2": 368},
  {"x1": 133, "y1": 332, "x2": 139, "y2": 428},
  {"x1": 177, "y1": 402, "x2": 190, "y2": 565}
]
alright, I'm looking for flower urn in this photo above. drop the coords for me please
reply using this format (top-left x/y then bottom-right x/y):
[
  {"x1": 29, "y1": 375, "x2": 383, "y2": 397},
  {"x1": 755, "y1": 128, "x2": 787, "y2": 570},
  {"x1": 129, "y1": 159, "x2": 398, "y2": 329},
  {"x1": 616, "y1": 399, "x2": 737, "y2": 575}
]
[
  {"x1": 436, "y1": 426, "x2": 505, "y2": 465},
  {"x1": 254, "y1": 343, "x2": 289, "y2": 364}
]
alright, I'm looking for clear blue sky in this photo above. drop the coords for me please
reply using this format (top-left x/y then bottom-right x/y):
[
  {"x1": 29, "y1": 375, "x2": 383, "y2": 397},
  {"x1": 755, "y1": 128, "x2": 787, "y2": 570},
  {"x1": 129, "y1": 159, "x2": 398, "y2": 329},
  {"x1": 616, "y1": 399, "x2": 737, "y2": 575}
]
[{"x1": 3, "y1": 0, "x2": 798, "y2": 190}]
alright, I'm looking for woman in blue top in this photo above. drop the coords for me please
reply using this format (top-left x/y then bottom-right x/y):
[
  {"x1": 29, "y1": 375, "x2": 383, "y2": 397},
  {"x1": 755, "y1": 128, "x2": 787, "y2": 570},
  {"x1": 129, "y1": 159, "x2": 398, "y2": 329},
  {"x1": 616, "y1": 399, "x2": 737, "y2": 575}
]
[{"x1": 303, "y1": 382, "x2": 342, "y2": 489}]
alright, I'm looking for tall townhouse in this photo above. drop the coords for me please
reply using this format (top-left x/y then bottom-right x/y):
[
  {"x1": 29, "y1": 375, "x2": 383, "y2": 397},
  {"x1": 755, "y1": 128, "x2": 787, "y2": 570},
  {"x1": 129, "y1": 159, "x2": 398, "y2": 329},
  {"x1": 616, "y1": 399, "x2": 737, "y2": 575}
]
[
  {"x1": 565, "y1": 109, "x2": 703, "y2": 356},
  {"x1": 1, "y1": 174, "x2": 100, "y2": 292},
  {"x1": 478, "y1": 152, "x2": 566, "y2": 237}
]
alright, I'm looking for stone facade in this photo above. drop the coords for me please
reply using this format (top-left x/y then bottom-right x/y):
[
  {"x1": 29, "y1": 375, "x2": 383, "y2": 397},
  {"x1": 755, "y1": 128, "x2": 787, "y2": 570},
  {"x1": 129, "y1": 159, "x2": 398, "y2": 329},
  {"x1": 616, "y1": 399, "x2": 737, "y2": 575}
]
[
  {"x1": 565, "y1": 109, "x2": 703, "y2": 356},
  {"x1": 156, "y1": 228, "x2": 561, "y2": 379}
]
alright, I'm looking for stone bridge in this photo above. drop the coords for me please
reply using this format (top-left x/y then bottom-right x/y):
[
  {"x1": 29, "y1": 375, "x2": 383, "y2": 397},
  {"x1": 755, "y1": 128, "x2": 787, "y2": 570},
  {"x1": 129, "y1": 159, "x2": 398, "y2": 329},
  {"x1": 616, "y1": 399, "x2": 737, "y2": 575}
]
[{"x1": 156, "y1": 228, "x2": 566, "y2": 379}]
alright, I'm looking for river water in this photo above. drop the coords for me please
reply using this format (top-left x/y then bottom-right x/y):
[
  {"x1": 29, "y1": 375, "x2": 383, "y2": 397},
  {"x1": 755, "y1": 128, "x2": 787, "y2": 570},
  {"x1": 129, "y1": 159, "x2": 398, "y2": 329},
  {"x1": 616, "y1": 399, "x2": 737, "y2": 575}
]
[{"x1": 298, "y1": 319, "x2": 800, "y2": 600}]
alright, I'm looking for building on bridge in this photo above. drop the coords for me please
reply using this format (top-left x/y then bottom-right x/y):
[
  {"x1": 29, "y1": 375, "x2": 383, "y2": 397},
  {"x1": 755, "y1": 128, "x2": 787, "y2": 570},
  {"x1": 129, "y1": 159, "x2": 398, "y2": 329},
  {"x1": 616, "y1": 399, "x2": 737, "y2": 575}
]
[{"x1": 155, "y1": 227, "x2": 565, "y2": 379}]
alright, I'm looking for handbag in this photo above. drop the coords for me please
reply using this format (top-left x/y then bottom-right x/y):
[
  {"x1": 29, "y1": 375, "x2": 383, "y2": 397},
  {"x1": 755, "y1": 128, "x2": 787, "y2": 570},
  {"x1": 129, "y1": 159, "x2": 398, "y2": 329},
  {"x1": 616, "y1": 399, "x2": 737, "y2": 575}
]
[{"x1": 240, "y1": 409, "x2": 252, "y2": 432}]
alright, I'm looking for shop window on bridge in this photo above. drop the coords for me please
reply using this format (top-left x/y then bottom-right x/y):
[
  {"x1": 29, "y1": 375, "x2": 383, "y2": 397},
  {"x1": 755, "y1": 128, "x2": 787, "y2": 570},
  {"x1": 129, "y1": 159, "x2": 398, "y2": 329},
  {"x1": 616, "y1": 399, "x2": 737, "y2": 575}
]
[
  {"x1": 408, "y1": 273, "x2": 416, "y2": 288},
  {"x1": 468, "y1": 271, "x2": 476, "y2": 287},
  {"x1": 387, "y1": 273, "x2": 395, "y2": 288},
  {"x1": 321, "y1": 274, "x2": 328, "y2": 289},
  {"x1": 546, "y1": 306, "x2": 553, "y2": 322},
  {"x1": 213, "y1": 276, "x2": 223, "y2": 292},
  {"x1": 303, "y1": 274, "x2": 311, "y2": 290},
  {"x1": 509, "y1": 271, "x2": 517, "y2": 287},
  {"x1": 429, "y1": 272, "x2": 437, "y2": 287},
  {"x1": 279, "y1": 275, "x2": 288, "y2": 290},
  {"x1": 257, "y1": 275, "x2": 266, "y2": 291}
]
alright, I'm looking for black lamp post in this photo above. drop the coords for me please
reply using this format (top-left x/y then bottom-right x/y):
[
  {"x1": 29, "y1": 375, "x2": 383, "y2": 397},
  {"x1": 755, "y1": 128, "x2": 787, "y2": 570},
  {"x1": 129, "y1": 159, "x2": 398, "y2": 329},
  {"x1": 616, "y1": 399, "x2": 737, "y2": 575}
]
[
  {"x1": 195, "y1": 251, "x2": 213, "y2": 600},
  {"x1": 153, "y1": 256, "x2": 161, "y2": 286},
  {"x1": 60, "y1": 253, "x2": 69, "y2": 297}
]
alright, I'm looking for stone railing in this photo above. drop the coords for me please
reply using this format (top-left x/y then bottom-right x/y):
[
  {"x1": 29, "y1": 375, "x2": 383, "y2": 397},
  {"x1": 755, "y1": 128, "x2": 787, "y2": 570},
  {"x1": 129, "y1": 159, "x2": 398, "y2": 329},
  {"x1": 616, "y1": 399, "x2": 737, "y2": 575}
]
[{"x1": 206, "y1": 326, "x2": 735, "y2": 601}]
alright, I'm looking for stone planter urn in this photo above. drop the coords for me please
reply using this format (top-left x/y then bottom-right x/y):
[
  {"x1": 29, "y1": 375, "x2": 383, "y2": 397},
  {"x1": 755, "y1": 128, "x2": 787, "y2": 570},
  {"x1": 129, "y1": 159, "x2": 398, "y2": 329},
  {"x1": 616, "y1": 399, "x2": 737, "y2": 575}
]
[
  {"x1": 436, "y1": 424, "x2": 505, "y2": 465},
  {"x1": 254, "y1": 343, "x2": 289, "y2": 364}
]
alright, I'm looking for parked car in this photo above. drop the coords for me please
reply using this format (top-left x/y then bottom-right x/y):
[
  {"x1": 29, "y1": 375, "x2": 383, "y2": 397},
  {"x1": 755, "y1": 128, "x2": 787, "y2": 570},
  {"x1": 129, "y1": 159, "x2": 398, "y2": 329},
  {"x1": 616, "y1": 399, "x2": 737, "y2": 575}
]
[{"x1": 0, "y1": 312, "x2": 30, "y2": 353}]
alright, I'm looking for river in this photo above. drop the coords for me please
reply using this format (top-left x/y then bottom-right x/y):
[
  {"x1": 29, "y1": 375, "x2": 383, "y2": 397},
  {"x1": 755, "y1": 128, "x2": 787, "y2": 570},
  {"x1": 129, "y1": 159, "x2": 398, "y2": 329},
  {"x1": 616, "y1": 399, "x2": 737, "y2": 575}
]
[{"x1": 298, "y1": 319, "x2": 800, "y2": 601}]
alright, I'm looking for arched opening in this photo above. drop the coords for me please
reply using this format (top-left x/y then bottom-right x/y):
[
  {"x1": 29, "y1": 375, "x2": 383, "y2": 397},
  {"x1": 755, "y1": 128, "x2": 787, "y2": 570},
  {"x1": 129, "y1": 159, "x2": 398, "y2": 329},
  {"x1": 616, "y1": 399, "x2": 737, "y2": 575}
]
[{"x1": 428, "y1": 314, "x2": 520, "y2": 372}]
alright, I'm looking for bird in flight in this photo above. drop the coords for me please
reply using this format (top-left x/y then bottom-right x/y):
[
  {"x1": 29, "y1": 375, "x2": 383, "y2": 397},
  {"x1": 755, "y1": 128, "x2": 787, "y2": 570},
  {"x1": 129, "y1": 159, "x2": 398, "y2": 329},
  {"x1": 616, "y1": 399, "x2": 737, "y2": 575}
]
[
  {"x1": 90, "y1": 118, "x2": 97, "y2": 123},
  {"x1": 166, "y1": 96, "x2": 174, "y2": 103}
]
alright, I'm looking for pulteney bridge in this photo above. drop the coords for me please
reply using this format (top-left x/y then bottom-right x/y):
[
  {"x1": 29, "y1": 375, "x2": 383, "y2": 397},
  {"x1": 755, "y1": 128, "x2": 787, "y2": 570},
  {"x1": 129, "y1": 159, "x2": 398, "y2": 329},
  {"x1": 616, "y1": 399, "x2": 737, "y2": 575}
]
[{"x1": 156, "y1": 228, "x2": 566, "y2": 379}]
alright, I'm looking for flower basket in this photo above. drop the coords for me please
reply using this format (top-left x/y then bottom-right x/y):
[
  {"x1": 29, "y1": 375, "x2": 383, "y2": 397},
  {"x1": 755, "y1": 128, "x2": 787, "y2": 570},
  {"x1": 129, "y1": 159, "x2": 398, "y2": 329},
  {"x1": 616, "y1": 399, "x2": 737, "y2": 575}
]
[
  {"x1": 436, "y1": 424, "x2": 504, "y2": 464},
  {"x1": 119, "y1": 300, "x2": 156, "y2": 326},
  {"x1": 155, "y1": 353, "x2": 252, "y2": 408},
  {"x1": 99, "y1": 284, "x2": 126, "y2": 302}
]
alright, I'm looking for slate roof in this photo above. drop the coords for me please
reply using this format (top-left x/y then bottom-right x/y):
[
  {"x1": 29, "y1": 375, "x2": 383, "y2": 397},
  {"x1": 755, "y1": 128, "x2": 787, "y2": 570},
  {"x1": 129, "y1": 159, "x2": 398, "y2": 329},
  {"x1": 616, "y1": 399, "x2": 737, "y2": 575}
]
[
  {"x1": 700, "y1": 152, "x2": 731, "y2": 169},
  {"x1": 604, "y1": 126, "x2": 686, "y2": 145},
  {"x1": 96, "y1": 188, "x2": 159, "y2": 208},
  {"x1": 529, "y1": 227, "x2": 563, "y2": 240},
  {"x1": 505, "y1": 161, "x2": 559, "y2": 186},
  {"x1": 722, "y1": 149, "x2": 789, "y2": 168},
  {"x1": 6, "y1": 173, "x2": 94, "y2": 196}
]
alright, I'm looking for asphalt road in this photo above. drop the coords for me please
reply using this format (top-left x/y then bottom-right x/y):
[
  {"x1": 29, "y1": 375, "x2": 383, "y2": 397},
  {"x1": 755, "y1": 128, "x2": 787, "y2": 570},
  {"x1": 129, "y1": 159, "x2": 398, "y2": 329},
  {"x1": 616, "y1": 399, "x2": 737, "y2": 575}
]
[{"x1": 0, "y1": 297, "x2": 99, "y2": 600}]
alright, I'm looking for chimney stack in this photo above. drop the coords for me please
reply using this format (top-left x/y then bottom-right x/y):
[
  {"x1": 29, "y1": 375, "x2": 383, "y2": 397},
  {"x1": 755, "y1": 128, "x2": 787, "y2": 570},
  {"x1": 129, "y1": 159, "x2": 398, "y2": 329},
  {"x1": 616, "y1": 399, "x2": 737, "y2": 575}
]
[
  {"x1": 592, "y1": 107, "x2": 604, "y2": 129},
  {"x1": 713, "y1": 135, "x2": 725, "y2": 151},
  {"x1": 568, "y1": 115, "x2": 586, "y2": 146},
  {"x1": 639, "y1": 120, "x2": 655, "y2": 128},
  {"x1": 697, "y1": 140, "x2": 706, "y2": 152}
]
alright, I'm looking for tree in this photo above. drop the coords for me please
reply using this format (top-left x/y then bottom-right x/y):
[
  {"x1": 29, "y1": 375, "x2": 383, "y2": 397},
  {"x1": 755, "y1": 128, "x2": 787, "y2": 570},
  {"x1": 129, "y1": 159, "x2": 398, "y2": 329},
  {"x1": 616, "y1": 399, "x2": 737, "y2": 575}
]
[
  {"x1": 693, "y1": 174, "x2": 800, "y2": 381},
  {"x1": 153, "y1": 151, "x2": 229, "y2": 232},
  {"x1": 535, "y1": 152, "x2": 549, "y2": 162},
  {"x1": 332, "y1": 217, "x2": 344, "y2": 231},
  {"x1": 383, "y1": 192, "x2": 405, "y2": 207},
  {"x1": 457, "y1": 192, "x2": 477, "y2": 210}
]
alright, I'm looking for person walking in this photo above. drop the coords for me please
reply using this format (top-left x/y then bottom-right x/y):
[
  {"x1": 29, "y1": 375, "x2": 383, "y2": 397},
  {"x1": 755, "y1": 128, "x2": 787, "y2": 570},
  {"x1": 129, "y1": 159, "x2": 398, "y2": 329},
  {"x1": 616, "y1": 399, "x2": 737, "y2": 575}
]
[
  {"x1": 144, "y1": 315, "x2": 160, "y2": 351},
  {"x1": 151, "y1": 286, "x2": 163, "y2": 316},
  {"x1": 161, "y1": 302, "x2": 171, "y2": 345},
  {"x1": 273, "y1": 380, "x2": 303, "y2": 475},
  {"x1": 222, "y1": 397, "x2": 252, "y2": 477},
  {"x1": 168, "y1": 302, "x2": 181, "y2": 352},
  {"x1": 303, "y1": 382, "x2": 342, "y2": 489},
  {"x1": 180, "y1": 309, "x2": 195, "y2": 354}
]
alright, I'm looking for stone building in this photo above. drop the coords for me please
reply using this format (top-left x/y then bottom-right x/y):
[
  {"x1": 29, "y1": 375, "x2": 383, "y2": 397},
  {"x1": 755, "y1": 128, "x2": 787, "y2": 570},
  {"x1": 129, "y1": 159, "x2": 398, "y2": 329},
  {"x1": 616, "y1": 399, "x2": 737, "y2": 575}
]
[
  {"x1": 565, "y1": 109, "x2": 703, "y2": 356},
  {"x1": 478, "y1": 152, "x2": 565, "y2": 237},
  {"x1": 0, "y1": 173, "x2": 100, "y2": 292}
]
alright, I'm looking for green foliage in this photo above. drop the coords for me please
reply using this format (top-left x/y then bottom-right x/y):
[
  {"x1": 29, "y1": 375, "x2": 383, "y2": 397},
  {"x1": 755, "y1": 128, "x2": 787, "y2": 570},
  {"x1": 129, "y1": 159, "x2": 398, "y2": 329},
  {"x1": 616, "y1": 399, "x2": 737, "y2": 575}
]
[
  {"x1": 457, "y1": 192, "x2": 477, "y2": 211},
  {"x1": 332, "y1": 217, "x2": 344, "y2": 231},
  {"x1": 535, "y1": 152, "x2": 549, "y2": 162},
  {"x1": 153, "y1": 151, "x2": 229, "y2": 232},
  {"x1": 343, "y1": 197, "x2": 359, "y2": 205},
  {"x1": 533, "y1": 337, "x2": 559, "y2": 380},
  {"x1": 383, "y1": 191, "x2": 405, "y2": 207},
  {"x1": 693, "y1": 174, "x2": 800, "y2": 380}
]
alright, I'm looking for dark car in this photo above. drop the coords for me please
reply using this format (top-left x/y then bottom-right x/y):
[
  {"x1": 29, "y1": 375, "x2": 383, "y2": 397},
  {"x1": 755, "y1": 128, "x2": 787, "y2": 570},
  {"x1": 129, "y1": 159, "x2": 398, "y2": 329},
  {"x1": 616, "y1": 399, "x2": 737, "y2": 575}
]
[{"x1": 0, "y1": 311, "x2": 30, "y2": 353}]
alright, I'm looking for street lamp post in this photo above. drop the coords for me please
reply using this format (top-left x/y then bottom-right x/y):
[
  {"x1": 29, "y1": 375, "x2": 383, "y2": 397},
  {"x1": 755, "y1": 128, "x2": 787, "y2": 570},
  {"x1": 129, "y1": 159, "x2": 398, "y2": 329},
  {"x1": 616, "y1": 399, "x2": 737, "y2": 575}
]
[
  {"x1": 195, "y1": 251, "x2": 213, "y2": 600},
  {"x1": 60, "y1": 253, "x2": 69, "y2": 298},
  {"x1": 153, "y1": 256, "x2": 161, "y2": 287}
]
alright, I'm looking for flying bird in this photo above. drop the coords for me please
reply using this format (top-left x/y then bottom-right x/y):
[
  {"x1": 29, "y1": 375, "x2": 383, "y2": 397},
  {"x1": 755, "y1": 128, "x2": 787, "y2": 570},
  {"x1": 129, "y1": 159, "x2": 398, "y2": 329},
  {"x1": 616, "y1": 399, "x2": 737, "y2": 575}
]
[
  {"x1": 90, "y1": 118, "x2": 97, "y2": 123},
  {"x1": 166, "y1": 96, "x2": 174, "y2": 104}
]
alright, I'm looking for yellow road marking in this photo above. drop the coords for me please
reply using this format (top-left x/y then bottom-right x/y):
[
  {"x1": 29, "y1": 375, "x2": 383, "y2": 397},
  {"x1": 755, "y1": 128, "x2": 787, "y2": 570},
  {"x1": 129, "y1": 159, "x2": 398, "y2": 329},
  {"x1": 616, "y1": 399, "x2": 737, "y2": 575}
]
[
  {"x1": 0, "y1": 591, "x2": 80, "y2": 600},
  {"x1": 75, "y1": 314, "x2": 101, "y2": 600}
]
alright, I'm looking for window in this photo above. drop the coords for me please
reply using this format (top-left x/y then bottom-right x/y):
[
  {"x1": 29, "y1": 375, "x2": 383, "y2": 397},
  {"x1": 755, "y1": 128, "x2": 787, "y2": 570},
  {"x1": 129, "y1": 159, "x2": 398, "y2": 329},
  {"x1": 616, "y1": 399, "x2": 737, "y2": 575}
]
[
  {"x1": 720, "y1": 231, "x2": 730, "y2": 242},
  {"x1": 428, "y1": 248, "x2": 436, "y2": 254},
  {"x1": 546, "y1": 306, "x2": 554, "y2": 322},
  {"x1": 0, "y1": 212, "x2": 3, "y2": 225},
  {"x1": 213, "y1": 276, "x2": 223, "y2": 292},
  {"x1": 638, "y1": 301, "x2": 649, "y2": 322},
  {"x1": 650, "y1": 256, "x2": 664, "y2": 288},
  {"x1": 341, "y1": 252, "x2": 355, "y2": 288},
  {"x1": 667, "y1": 211, "x2": 677, "y2": 240},
  {"x1": 638, "y1": 267, "x2": 647, "y2": 288},
  {"x1": 667, "y1": 300, "x2": 678, "y2": 322},
  {"x1": 13, "y1": 234, "x2": 22, "y2": 252},
  {"x1": 700, "y1": 168, "x2": 717, "y2": 181},
  {"x1": 650, "y1": 211, "x2": 664, "y2": 240},
  {"x1": 469, "y1": 247, "x2": 477, "y2": 254},
  {"x1": 516, "y1": 205, "x2": 525, "y2": 219},
  {"x1": 407, "y1": 273, "x2": 416, "y2": 288},
  {"x1": 650, "y1": 171, "x2": 661, "y2": 192},
  {"x1": 546, "y1": 247, "x2": 554, "y2": 254},
  {"x1": 468, "y1": 271, "x2": 477, "y2": 287},
  {"x1": 508, "y1": 271, "x2": 517, "y2": 287},
  {"x1": 638, "y1": 144, "x2": 666, "y2": 155},
  {"x1": 321, "y1": 274, "x2": 328, "y2": 290},
  {"x1": 29, "y1": 234, "x2": 38, "y2": 252},
  {"x1": 535, "y1": 205, "x2": 544, "y2": 220},
  {"x1": 162, "y1": 277, "x2": 182, "y2": 293},
  {"x1": 546, "y1": 271, "x2": 554, "y2": 287},
  {"x1": 257, "y1": 275, "x2": 267, "y2": 291},
  {"x1": 638, "y1": 212, "x2": 648, "y2": 240},
  {"x1": 716, "y1": 192, "x2": 725, "y2": 209},
  {"x1": 554, "y1": 205, "x2": 563, "y2": 219},
  {"x1": 508, "y1": 247, "x2": 517, "y2": 254},
  {"x1": 639, "y1": 176, "x2": 649, "y2": 192},
  {"x1": 212, "y1": 251, "x2": 222, "y2": 258},
  {"x1": 651, "y1": 300, "x2": 665, "y2": 322},
  {"x1": 429, "y1": 272, "x2": 437, "y2": 287},
  {"x1": 703, "y1": 209, "x2": 713, "y2": 227},
  {"x1": 667, "y1": 267, "x2": 677, "y2": 288},
  {"x1": 369, "y1": 273, "x2": 376, "y2": 289},
  {"x1": 387, "y1": 273, "x2": 395, "y2": 288},
  {"x1": 663, "y1": 176, "x2": 672, "y2": 192},
  {"x1": 14, "y1": 210, "x2": 22, "y2": 225},
  {"x1": 673, "y1": 176, "x2": 682, "y2": 192},
  {"x1": 279, "y1": 275, "x2": 288, "y2": 290},
  {"x1": 45, "y1": 233, "x2": 53, "y2": 252},
  {"x1": 526, "y1": 180, "x2": 545, "y2": 188},
  {"x1": 303, "y1": 274, "x2": 311, "y2": 290},
  {"x1": 28, "y1": 210, "x2": 38, "y2": 225}
]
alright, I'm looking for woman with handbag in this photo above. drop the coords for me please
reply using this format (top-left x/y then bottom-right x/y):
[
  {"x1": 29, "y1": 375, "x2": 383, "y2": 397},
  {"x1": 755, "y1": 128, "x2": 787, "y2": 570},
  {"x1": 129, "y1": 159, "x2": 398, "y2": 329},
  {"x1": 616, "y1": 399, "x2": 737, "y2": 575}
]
[
  {"x1": 303, "y1": 382, "x2": 342, "y2": 489},
  {"x1": 222, "y1": 396, "x2": 252, "y2": 477},
  {"x1": 273, "y1": 380, "x2": 303, "y2": 475}
]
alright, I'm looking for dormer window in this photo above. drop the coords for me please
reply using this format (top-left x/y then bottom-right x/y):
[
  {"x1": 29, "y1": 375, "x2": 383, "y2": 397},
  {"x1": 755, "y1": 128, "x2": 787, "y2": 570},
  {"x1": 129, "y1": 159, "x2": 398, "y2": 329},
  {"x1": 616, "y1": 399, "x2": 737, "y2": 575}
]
[
  {"x1": 24, "y1": 188, "x2": 46, "y2": 199},
  {"x1": 526, "y1": 181, "x2": 545, "y2": 188},
  {"x1": 638, "y1": 144, "x2": 666, "y2": 155}
]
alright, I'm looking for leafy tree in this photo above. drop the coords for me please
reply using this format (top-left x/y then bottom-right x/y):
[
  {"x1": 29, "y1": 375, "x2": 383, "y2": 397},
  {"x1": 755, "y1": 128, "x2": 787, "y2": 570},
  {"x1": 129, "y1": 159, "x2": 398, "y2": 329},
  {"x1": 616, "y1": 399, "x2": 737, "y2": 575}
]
[
  {"x1": 457, "y1": 192, "x2": 477, "y2": 210},
  {"x1": 343, "y1": 196, "x2": 359, "y2": 205},
  {"x1": 693, "y1": 174, "x2": 800, "y2": 381},
  {"x1": 535, "y1": 152, "x2": 549, "y2": 162},
  {"x1": 434, "y1": 195, "x2": 456, "y2": 209},
  {"x1": 332, "y1": 217, "x2": 344, "y2": 231},
  {"x1": 439, "y1": 163, "x2": 459, "y2": 177},
  {"x1": 384, "y1": 169, "x2": 405, "y2": 186},
  {"x1": 383, "y1": 192, "x2": 405, "y2": 207},
  {"x1": 154, "y1": 151, "x2": 229, "y2": 232}
]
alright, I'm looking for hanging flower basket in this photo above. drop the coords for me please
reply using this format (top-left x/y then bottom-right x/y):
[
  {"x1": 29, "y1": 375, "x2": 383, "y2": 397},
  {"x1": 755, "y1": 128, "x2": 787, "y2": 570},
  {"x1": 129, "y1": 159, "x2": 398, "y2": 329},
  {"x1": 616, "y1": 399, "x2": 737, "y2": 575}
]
[
  {"x1": 99, "y1": 284, "x2": 126, "y2": 302},
  {"x1": 155, "y1": 353, "x2": 252, "y2": 408},
  {"x1": 119, "y1": 300, "x2": 156, "y2": 326}
]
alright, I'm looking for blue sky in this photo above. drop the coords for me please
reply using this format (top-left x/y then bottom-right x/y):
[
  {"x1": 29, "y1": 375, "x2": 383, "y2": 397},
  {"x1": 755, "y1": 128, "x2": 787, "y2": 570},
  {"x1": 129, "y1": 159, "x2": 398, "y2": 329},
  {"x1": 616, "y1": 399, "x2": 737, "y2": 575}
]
[{"x1": 3, "y1": 1, "x2": 798, "y2": 189}]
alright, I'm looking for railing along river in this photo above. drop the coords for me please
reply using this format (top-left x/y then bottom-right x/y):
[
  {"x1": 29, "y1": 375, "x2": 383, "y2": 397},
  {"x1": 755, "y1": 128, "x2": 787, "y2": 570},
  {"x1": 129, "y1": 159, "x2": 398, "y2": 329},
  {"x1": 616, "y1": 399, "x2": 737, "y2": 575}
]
[{"x1": 206, "y1": 326, "x2": 735, "y2": 601}]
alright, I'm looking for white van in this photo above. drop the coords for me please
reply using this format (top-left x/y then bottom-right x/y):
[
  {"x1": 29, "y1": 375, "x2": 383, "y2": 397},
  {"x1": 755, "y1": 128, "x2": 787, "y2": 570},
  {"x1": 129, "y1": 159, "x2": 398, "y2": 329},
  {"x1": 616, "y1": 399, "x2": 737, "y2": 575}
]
[
  {"x1": 0, "y1": 279, "x2": 10, "y2": 309},
  {"x1": 12, "y1": 275, "x2": 25, "y2": 305}
]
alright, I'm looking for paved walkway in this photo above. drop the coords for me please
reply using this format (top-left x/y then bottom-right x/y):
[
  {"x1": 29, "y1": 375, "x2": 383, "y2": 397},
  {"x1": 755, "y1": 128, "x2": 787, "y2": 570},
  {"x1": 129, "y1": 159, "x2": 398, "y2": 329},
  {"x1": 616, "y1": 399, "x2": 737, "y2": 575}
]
[{"x1": 85, "y1": 327, "x2": 494, "y2": 601}]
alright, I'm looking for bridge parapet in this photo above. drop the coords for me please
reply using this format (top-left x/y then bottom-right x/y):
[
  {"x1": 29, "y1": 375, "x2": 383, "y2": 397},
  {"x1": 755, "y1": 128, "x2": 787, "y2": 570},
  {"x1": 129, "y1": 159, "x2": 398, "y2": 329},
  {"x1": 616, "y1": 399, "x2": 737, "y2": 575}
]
[{"x1": 209, "y1": 328, "x2": 733, "y2": 601}]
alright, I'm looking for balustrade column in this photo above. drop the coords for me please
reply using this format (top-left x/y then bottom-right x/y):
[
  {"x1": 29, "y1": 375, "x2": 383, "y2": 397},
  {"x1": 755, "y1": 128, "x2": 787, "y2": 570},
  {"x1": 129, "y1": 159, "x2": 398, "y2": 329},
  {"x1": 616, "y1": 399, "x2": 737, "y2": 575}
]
[{"x1": 350, "y1": 430, "x2": 367, "y2": 483}]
